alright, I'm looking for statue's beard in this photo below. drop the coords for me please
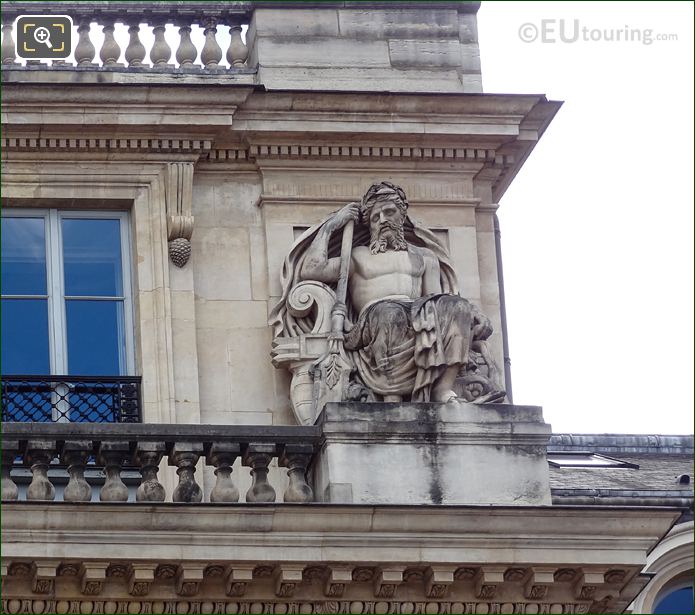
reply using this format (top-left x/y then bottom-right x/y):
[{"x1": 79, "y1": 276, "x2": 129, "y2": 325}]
[{"x1": 369, "y1": 222, "x2": 407, "y2": 254}]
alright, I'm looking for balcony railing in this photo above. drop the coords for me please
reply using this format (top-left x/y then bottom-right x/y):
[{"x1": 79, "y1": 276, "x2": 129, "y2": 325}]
[
  {"x1": 1, "y1": 375, "x2": 142, "y2": 423},
  {"x1": 1, "y1": 422, "x2": 321, "y2": 504},
  {"x1": 1, "y1": 1, "x2": 251, "y2": 72}
]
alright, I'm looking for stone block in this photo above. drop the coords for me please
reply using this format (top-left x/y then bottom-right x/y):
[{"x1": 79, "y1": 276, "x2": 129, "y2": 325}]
[
  {"x1": 448, "y1": 226, "x2": 481, "y2": 303},
  {"x1": 338, "y1": 9, "x2": 459, "y2": 39},
  {"x1": 314, "y1": 401, "x2": 552, "y2": 505},
  {"x1": 192, "y1": 226, "x2": 252, "y2": 300},
  {"x1": 458, "y1": 13, "x2": 479, "y2": 43},
  {"x1": 254, "y1": 37, "x2": 392, "y2": 68},
  {"x1": 248, "y1": 225, "x2": 270, "y2": 300},
  {"x1": 195, "y1": 329, "x2": 231, "y2": 415},
  {"x1": 226, "y1": 327, "x2": 279, "y2": 414},
  {"x1": 253, "y1": 9, "x2": 340, "y2": 37},
  {"x1": 195, "y1": 299, "x2": 269, "y2": 330},
  {"x1": 461, "y1": 73, "x2": 483, "y2": 93},
  {"x1": 388, "y1": 40, "x2": 462, "y2": 69},
  {"x1": 460, "y1": 43, "x2": 482, "y2": 72},
  {"x1": 257, "y1": 66, "x2": 470, "y2": 94},
  {"x1": 194, "y1": 179, "x2": 261, "y2": 229}
]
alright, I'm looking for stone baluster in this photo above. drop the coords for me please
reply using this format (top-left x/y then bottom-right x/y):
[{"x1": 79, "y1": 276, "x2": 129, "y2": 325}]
[
  {"x1": 280, "y1": 444, "x2": 314, "y2": 503},
  {"x1": 243, "y1": 444, "x2": 277, "y2": 503},
  {"x1": 170, "y1": 443, "x2": 203, "y2": 503},
  {"x1": 25, "y1": 440, "x2": 56, "y2": 501},
  {"x1": 175, "y1": 21, "x2": 198, "y2": 66},
  {"x1": 98, "y1": 441, "x2": 130, "y2": 502},
  {"x1": 74, "y1": 17, "x2": 96, "y2": 66},
  {"x1": 149, "y1": 20, "x2": 172, "y2": 67},
  {"x1": 200, "y1": 17, "x2": 222, "y2": 69},
  {"x1": 1, "y1": 19, "x2": 17, "y2": 65},
  {"x1": 207, "y1": 443, "x2": 240, "y2": 503},
  {"x1": 134, "y1": 442, "x2": 166, "y2": 502},
  {"x1": 99, "y1": 20, "x2": 122, "y2": 66},
  {"x1": 125, "y1": 22, "x2": 147, "y2": 67},
  {"x1": 1, "y1": 440, "x2": 19, "y2": 501},
  {"x1": 227, "y1": 25, "x2": 248, "y2": 68},
  {"x1": 61, "y1": 441, "x2": 93, "y2": 502}
]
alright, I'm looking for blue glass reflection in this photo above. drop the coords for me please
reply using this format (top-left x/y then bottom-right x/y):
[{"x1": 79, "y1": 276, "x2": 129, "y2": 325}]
[
  {"x1": 66, "y1": 300, "x2": 125, "y2": 375},
  {"x1": 62, "y1": 218, "x2": 123, "y2": 297},
  {"x1": 654, "y1": 587, "x2": 694, "y2": 614},
  {"x1": 69, "y1": 389, "x2": 118, "y2": 423},
  {"x1": 1, "y1": 299, "x2": 50, "y2": 374},
  {"x1": 1, "y1": 217, "x2": 47, "y2": 295}
]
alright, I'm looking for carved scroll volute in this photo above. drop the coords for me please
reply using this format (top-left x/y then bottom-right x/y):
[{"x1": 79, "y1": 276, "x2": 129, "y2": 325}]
[
  {"x1": 165, "y1": 162, "x2": 195, "y2": 268},
  {"x1": 286, "y1": 281, "x2": 336, "y2": 335}
]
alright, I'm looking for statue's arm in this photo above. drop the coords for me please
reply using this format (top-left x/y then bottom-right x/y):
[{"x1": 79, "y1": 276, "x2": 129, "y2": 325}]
[
  {"x1": 299, "y1": 202, "x2": 359, "y2": 284},
  {"x1": 422, "y1": 249, "x2": 443, "y2": 295}
]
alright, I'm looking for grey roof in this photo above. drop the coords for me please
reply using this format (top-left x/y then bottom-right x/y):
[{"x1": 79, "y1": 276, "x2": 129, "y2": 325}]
[
  {"x1": 549, "y1": 454, "x2": 694, "y2": 491},
  {"x1": 548, "y1": 434, "x2": 693, "y2": 509},
  {"x1": 548, "y1": 433, "x2": 694, "y2": 455}
]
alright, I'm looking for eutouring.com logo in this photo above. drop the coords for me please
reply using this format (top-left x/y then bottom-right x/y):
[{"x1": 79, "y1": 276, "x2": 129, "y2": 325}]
[
  {"x1": 16, "y1": 15, "x2": 72, "y2": 59},
  {"x1": 518, "y1": 19, "x2": 678, "y2": 45}
]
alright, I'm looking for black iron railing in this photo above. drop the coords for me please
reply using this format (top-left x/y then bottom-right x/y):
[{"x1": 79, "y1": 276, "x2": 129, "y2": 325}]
[{"x1": 1, "y1": 376, "x2": 141, "y2": 423}]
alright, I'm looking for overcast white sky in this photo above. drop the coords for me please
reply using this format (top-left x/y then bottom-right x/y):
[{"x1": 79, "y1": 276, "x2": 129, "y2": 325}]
[{"x1": 477, "y1": 2, "x2": 694, "y2": 434}]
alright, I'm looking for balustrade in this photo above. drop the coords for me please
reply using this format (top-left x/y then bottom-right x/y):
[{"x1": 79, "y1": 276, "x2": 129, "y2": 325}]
[
  {"x1": 1, "y1": 423, "x2": 320, "y2": 504},
  {"x1": 1, "y1": 2, "x2": 251, "y2": 71}
]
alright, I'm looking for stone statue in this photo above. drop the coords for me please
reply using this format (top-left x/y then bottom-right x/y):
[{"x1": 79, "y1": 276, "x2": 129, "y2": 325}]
[{"x1": 270, "y1": 182, "x2": 505, "y2": 424}]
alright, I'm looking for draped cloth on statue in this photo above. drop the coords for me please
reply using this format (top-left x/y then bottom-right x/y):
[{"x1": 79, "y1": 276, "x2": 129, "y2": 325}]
[
  {"x1": 344, "y1": 294, "x2": 474, "y2": 401},
  {"x1": 269, "y1": 211, "x2": 460, "y2": 338}
]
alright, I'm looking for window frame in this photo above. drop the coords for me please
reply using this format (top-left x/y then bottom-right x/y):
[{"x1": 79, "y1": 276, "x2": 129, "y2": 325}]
[
  {"x1": 2, "y1": 208, "x2": 136, "y2": 377},
  {"x1": 547, "y1": 451, "x2": 640, "y2": 469}
]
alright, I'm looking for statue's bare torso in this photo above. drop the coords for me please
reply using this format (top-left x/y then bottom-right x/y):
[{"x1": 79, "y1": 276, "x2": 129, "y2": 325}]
[{"x1": 349, "y1": 245, "x2": 442, "y2": 314}]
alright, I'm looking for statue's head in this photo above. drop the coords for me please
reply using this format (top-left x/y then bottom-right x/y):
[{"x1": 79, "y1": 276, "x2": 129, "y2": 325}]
[{"x1": 361, "y1": 181, "x2": 408, "y2": 254}]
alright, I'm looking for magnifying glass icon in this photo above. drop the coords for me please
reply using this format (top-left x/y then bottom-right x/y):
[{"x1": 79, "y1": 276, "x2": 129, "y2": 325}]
[{"x1": 33, "y1": 26, "x2": 53, "y2": 49}]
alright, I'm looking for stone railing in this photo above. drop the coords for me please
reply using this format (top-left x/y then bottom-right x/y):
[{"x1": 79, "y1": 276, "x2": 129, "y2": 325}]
[
  {"x1": 1, "y1": 1, "x2": 251, "y2": 71},
  {"x1": 1, "y1": 422, "x2": 321, "y2": 504}
]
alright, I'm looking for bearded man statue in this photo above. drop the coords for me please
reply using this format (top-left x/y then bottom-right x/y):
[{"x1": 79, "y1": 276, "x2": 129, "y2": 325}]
[{"x1": 270, "y1": 181, "x2": 506, "y2": 406}]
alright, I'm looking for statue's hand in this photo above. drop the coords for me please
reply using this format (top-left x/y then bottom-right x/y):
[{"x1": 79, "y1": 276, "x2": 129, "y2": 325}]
[
  {"x1": 472, "y1": 317, "x2": 493, "y2": 341},
  {"x1": 329, "y1": 202, "x2": 360, "y2": 231}
]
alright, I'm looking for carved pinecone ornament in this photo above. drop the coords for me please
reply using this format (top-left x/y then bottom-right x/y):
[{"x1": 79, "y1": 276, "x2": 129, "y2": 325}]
[{"x1": 169, "y1": 237, "x2": 191, "y2": 268}]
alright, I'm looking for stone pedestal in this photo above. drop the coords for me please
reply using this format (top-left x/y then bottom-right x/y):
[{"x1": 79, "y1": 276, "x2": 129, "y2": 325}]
[{"x1": 313, "y1": 401, "x2": 552, "y2": 505}]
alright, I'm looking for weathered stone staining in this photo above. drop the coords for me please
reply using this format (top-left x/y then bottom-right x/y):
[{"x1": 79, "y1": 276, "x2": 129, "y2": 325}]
[
  {"x1": 314, "y1": 402, "x2": 553, "y2": 505},
  {"x1": 270, "y1": 182, "x2": 505, "y2": 424}
]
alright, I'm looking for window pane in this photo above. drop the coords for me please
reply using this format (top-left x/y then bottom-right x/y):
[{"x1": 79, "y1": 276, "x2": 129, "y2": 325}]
[
  {"x1": 1, "y1": 217, "x2": 47, "y2": 295},
  {"x1": 1, "y1": 378, "x2": 53, "y2": 422},
  {"x1": 66, "y1": 300, "x2": 125, "y2": 375},
  {"x1": 654, "y1": 587, "x2": 694, "y2": 614},
  {"x1": 69, "y1": 383, "x2": 119, "y2": 423},
  {"x1": 62, "y1": 218, "x2": 123, "y2": 297},
  {"x1": 1, "y1": 299, "x2": 50, "y2": 374}
]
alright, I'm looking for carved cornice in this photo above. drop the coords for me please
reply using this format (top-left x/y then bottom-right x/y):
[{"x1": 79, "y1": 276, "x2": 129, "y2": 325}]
[
  {"x1": 1, "y1": 559, "x2": 637, "y2": 613},
  {"x1": 2, "y1": 137, "x2": 510, "y2": 167},
  {"x1": 2, "y1": 137, "x2": 212, "y2": 154},
  {"x1": 200, "y1": 145, "x2": 510, "y2": 165},
  {"x1": 0, "y1": 502, "x2": 674, "y2": 615}
]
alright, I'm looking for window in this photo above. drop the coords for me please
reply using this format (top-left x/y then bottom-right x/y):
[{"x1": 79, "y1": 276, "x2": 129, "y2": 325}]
[
  {"x1": 1, "y1": 210, "x2": 136, "y2": 421},
  {"x1": 547, "y1": 452, "x2": 639, "y2": 469},
  {"x1": 654, "y1": 586, "x2": 694, "y2": 614}
]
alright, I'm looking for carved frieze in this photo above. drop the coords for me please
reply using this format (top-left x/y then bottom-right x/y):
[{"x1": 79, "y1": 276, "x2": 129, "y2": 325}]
[
  {"x1": 0, "y1": 562, "x2": 638, "y2": 614},
  {"x1": 0, "y1": 598, "x2": 595, "y2": 614}
]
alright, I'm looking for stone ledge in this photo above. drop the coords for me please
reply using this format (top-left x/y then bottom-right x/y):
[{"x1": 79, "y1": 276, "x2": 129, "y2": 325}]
[
  {"x1": 0, "y1": 504, "x2": 679, "y2": 612},
  {"x1": 1, "y1": 502, "x2": 678, "y2": 560}
]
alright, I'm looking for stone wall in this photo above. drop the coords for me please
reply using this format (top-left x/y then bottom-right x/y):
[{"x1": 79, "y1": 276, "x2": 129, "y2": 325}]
[{"x1": 247, "y1": 3, "x2": 482, "y2": 93}]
